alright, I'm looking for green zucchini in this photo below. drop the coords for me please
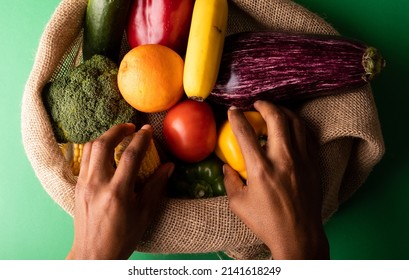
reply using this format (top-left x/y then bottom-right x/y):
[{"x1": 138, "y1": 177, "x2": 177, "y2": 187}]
[{"x1": 83, "y1": 0, "x2": 132, "y2": 63}]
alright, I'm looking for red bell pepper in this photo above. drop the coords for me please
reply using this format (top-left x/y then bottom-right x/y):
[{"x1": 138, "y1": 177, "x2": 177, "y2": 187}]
[{"x1": 126, "y1": 0, "x2": 194, "y2": 55}]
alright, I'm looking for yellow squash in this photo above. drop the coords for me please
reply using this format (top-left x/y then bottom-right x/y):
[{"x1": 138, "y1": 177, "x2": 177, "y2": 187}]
[{"x1": 183, "y1": 0, "x2": 228, "y2": 101}]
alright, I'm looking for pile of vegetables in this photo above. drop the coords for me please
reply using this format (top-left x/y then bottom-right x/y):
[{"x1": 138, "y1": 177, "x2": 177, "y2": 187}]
[{"x1": 42, "y1": 0, "x2": 385, "y2": 198}]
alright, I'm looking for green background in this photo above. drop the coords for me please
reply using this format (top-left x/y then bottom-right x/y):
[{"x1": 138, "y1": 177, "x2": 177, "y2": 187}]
[{"x1": 1, "y1": 0, "x2": 408, "y2": 260}]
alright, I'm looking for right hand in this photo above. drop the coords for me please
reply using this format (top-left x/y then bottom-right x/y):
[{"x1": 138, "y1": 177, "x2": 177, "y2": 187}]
[{"x1": 223, "y1": 101, "x2": 329, "y2": 259}]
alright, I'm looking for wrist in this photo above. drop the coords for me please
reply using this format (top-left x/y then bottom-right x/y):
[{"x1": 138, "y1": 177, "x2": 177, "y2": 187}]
[
  {"x1": 266, "y1": 226, "x2": 330, "y2": 260},
  {"x1": 66, "y1": 244, "x2": 132, "y2": 260}
]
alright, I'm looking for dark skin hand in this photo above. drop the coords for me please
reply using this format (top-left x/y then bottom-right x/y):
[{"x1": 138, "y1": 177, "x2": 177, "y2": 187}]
[
  {"x1": 66, "y1": 123, "x2": 174, "y2": 260},
  {"x1": 66, "y1": 101, "x2": 328, "y2": 260},
  {"x1": 223, "y1": 100, "x2": 330, "y2": 259}
]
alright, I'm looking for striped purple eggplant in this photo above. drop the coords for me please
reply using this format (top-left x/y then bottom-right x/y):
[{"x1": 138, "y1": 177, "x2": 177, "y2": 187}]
[{"x1": 209, "y1": 31, "x2": 385, "y2": 109}]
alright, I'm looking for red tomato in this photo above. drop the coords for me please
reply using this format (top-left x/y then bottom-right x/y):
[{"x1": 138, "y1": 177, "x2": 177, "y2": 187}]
[
  {"x1": 127, "y1": 0, "x2": 194, "y2": 55},
  {"x1": 163, "y1": 100, "x2": 217, "y2": 162}
]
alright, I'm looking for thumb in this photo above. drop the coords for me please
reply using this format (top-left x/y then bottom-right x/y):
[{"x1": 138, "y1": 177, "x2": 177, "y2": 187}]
[
  {"x1": 223, "y1": 164, "x2": 246, "y2": 200},
  {"x1": 138, "y1": 162, "x2": 174, "y2": 211}
]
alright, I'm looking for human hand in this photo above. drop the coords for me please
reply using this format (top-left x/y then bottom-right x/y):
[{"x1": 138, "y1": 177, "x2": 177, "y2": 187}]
[
  {"x1": 223, "y1": 101, "x2": 329, "y2": 259},
  {"x1": 66, "y1": 123, "x2": 174, "y2": 260}
]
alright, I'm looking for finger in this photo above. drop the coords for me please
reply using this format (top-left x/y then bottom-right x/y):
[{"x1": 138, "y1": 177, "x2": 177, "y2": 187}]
[
  {"x1": 253, "y1": 101, "x2": 292, "y2": 160},
  {"x1": 87, "y1": 123, "x2": 136, "y2": 174},
  {"x1": 305, "y1": 125, "x2": 320, "y2": 167},
  {"x1": 135, "y1": 163, "x2": 174, "y2": 228},
  {"x1": 114, "y1": 125, "x2": 153, "y2": 189},
  {"x1": 280, "y1": 107, "x2": 308, "y2": 159},
  {"x1": 78, "y1": 141, "x2": 92, "y2": 178},
  {"x1": 223, "y1": 164, "x2": 246, "y2": 201},
  {"x1": 139, "y1": 162, "x2": 174, "y2": 199},
  {"x1": 228, "y1": 107, "x2": 265, "y2": 165},
  {"x1": 281, "y1": 107, "x2": 320, "y2": 163}
]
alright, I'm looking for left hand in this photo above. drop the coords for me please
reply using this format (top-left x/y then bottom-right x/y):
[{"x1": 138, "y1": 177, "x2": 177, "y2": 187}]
[{"x1": 66, "y1": 123, "x2": 174, "y2": 260}]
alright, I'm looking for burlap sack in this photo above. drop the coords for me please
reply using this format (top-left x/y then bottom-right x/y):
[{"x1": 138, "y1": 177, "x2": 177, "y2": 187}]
[{"x1": 21, "y1": 0, "x2": 384, "y2": 259}]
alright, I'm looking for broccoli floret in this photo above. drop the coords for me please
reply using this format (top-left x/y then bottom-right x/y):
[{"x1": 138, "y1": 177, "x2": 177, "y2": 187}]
[{"x1": 42, "y1": 55, "x2": 138, "y2": 143}]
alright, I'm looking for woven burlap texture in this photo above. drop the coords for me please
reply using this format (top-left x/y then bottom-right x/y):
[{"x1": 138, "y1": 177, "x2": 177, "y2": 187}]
[{"x1": 21, "y1": 0, "x2": 384, "y2": 259}]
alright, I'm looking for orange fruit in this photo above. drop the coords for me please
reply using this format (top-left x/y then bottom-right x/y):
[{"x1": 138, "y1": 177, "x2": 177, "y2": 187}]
[{"x1": 118, "y1": 44, "x2": 184, "y2": 113}]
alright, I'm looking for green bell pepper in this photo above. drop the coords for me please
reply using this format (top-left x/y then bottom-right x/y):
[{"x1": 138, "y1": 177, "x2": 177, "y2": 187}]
[{"x1": 168, "y1": 156, "x2": 226, "y2": 198}]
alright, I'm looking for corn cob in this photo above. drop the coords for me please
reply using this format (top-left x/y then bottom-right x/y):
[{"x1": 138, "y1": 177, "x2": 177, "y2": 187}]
[
  {"x1": 114, "y1": 135, "x2": 161, "y2": 184},
  {"x1": 59, "y1": 142, "x2": 83, "y2": 176},
  {"x1": 59, "y1": 136, "x2": 160, "y2": 181}
]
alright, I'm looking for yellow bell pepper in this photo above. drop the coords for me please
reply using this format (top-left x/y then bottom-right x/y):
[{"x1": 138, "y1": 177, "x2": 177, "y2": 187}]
[{"x1": 215, "y1": 111, "x2": 267, "y2": 179}]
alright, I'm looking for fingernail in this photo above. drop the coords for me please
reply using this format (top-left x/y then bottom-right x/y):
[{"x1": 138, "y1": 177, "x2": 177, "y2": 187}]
[
  {"x1": 124, "y1": 122, "x2": 136, "y2": 130},
  {"x1": 222, "y1": 164, "x2": 227, "y2": 175},
  {"x1": 140, "y1": 124, "x2": 153, "y2": 132},
  {"x1": 167, "y1": 163, "x2": 175, "y2": 178},
  {"x1": 228, "y1": 106, "x2": 238, "y2": 111}
]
